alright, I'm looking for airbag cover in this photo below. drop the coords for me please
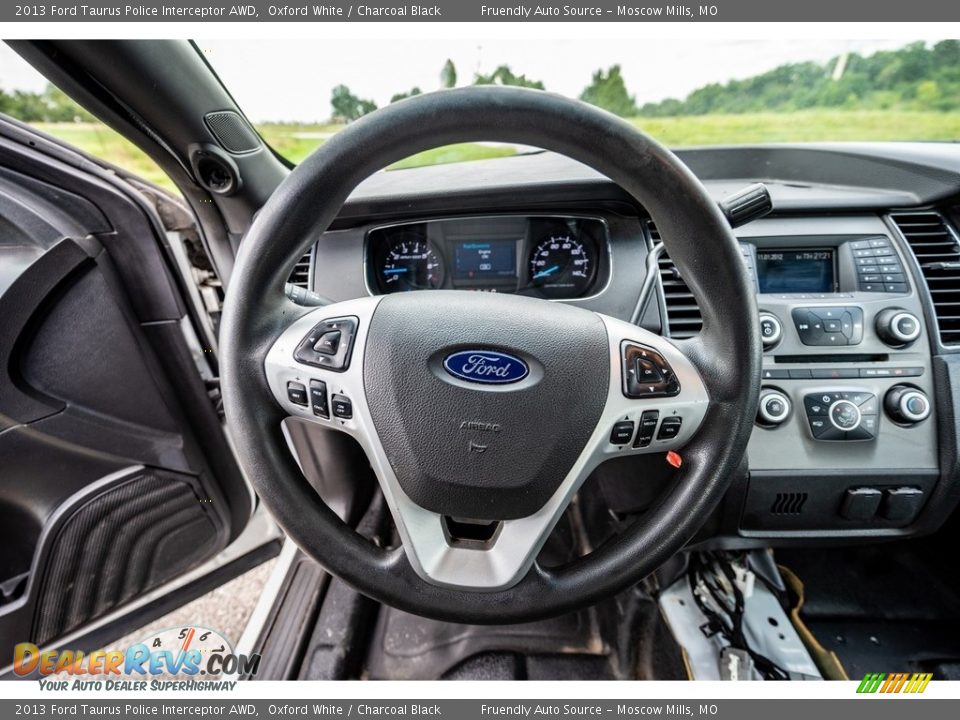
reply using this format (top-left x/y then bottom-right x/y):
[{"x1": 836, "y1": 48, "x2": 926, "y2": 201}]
[{"x1": 363, "y1": 291, "x2": 608, "y2": 520}]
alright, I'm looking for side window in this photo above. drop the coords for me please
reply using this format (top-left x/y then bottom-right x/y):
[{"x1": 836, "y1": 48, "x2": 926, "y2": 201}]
[{"x1": 0, "y1": 44, "x2": 178, "y2": 195}]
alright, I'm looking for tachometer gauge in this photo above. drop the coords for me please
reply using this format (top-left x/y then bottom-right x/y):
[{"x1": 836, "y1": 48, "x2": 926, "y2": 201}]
[
  {"x1": 381, "y1": 235, "x2": 445, "y2": 292},
  {"x1": 529, "y1": 233, "x2": 595, "y2": 298}
]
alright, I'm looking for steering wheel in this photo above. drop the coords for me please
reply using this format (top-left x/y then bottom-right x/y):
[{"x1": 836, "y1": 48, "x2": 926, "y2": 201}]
[{"x1": 219, "y1": 86, "x2": 760, "y2": 624}]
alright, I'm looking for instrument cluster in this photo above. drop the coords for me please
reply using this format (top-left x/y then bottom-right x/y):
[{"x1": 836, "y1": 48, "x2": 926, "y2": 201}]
[{"x1": 366, "y1": 215, "x2": 608, "y2": 300}]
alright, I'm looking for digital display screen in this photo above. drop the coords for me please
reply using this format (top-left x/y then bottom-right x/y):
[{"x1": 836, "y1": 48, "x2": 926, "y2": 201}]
[
  {"x1": 756, "y1": 249, "x2": 835, "y2": 293},
  {"x1": 453, "y1": 240, "x2": 516, "y2": 279}
]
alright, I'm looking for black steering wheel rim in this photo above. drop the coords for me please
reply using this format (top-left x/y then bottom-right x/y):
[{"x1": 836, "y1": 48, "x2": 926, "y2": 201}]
[{"x1": 219, "y1": 86, "x2": 761, "y2": 623}]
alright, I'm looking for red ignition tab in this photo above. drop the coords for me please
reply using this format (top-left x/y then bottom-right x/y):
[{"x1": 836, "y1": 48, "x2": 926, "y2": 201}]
[{"x1": 666, "y1": 451, "x2": 683, "y2": 469}]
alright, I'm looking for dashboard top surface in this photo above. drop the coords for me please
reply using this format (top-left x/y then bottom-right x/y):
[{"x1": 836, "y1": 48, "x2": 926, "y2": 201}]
[{"x1": 340, "y1": 142, "x2": 960, "y2": 219}]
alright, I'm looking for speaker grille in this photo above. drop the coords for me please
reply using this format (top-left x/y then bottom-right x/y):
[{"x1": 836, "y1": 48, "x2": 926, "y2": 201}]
[
  {"x1": 205, "y1": 111, "x2": 261, "y2": 154},
  {"x1": 31, "y1": 470, "x2": 223, "y2": 645}
]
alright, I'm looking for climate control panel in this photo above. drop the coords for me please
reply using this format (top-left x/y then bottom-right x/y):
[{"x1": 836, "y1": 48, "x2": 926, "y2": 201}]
[{"x1": 803, "y1": 391, "x2": 879, "y2": 441}]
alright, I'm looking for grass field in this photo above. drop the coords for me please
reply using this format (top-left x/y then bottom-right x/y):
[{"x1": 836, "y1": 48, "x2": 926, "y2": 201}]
[{"x1": 32, "y1": 109, "x2": 960, "y2": 195}]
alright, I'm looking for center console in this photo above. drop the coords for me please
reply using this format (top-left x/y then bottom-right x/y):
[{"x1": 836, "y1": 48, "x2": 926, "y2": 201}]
[{"x1": 733, "y1": 216, "x2": 938, "y2": 536}]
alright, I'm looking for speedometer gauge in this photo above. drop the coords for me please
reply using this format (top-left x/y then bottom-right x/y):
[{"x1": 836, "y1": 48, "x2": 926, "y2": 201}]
[
  {"x1": 529, "y1": 233, "x2": 595, "y2": 298},
  {"x1": 380, "y1": 234, "x2": 445, "y2": 292}
]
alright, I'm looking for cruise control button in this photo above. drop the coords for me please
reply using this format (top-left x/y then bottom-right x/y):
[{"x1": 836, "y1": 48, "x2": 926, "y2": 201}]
[
  {"x1": 331, "y1": 394, "x2": 353, "y2": 419},
  {"x1": 656, "y1": 417, "x2": 683, "y2": 440},
  {"x1": 287, "y1": 381, "x2": 308, "y2": 406},
  {"x1": 610, "y1": 420, "x2": 635, "y2": 445}
]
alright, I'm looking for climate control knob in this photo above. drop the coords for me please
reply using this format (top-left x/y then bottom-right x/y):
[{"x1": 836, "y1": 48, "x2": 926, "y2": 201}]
[
  {"x1": 758, "y1": 389, "x2": 792, "y2": 426},
  {"x1": 885, "y1": 385, "x2": 931, "y2": 424},
  {"x1": 828, "y1": 400, "x2": 862, "y2": 432},
  {"x1": 875, "y1": 308, "x2": 921, "y2": 346}
]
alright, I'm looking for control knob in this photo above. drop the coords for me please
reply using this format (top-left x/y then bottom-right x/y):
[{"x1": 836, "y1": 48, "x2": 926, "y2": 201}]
[
  {"x1": 875, "y1": 308, "x2": 921, "y2": 347},
  {"x1": 758, "y1": 389, "x2": 791, "y2": 426},
  {"x1": 759, "y1": 313, "x2": 783, "y2": 350},
  {"x1": 885, "y1": 385, "x2": 931, "y2": 425}
]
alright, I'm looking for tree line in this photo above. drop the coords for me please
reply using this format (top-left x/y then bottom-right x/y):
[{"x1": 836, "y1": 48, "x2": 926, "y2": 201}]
[
  {"x1": 0, "y1": 83, "x2": 94, "y2": 123},
  {"x1": 331, "y1": 40, "x2": 960, "y2": 122},
  {"x1": 330, "y1": 59, "x2": 636, "y2": 122},
  {"x1": 638, "y1": 40, "x2": 960, "y2": 116}
]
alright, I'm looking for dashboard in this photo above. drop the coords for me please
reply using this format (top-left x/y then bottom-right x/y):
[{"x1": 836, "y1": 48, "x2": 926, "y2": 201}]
[{"x1": 299, "y1": 143, "x2": 960, "y2": 548}]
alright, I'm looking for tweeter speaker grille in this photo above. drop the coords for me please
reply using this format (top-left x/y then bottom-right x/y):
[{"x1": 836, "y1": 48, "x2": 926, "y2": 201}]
[{"x1": 204, "y1": 111, "x2": 261, "y2": 154}]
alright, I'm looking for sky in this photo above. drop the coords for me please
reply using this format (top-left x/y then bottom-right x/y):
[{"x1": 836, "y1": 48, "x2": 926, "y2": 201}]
[{"x1": 0, "y1": 37, "x2": 950, "y2": 123}]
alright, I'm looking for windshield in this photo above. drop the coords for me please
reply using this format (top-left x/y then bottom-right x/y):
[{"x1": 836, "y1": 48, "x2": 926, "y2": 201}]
[
  {"x1": 198, "y1": 37, "x2": 960, "y2": 168},
  {"x1": 2, "y1": 37, "x2": 959, "y2": 195}
]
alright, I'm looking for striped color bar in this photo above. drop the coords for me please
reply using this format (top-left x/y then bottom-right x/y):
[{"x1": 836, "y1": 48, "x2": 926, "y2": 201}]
[{"x1": 857, "y1": 672, "x2": 932, "y2": 693}]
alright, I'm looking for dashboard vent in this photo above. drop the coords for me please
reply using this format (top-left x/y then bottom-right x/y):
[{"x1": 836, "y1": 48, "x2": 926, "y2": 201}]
[
  {"x1": 770, "y1": 492, "x2": 807, "y2": 516},
  {"x1": 891, "y1": 211, "x2": 960, "y2": 345},
  {"x1": 650, "y1": 220, "x2": 703, "y2": 339},
  {"x1": 288, "y1": 249, "x2": 313, "y2": 289}
]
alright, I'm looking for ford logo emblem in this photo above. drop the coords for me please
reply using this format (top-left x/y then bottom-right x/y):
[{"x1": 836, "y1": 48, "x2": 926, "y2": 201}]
[{"x1": 443, "y1": 350, "x2": 529, "y2": 385}]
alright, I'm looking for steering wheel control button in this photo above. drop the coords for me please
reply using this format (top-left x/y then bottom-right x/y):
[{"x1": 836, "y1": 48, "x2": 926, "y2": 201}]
[
  {"x1": 792, "y1": 306, "x2": 864, "y2": 346},
  {"x1": 331, "y1": 394, "x2": 353, "y2": 419},
  {"x1": 656, "y1": 416, "x2": 683, "y2": 440},
  {"x1": 621, "y1": 342, "x2": 680, "y2": 398},
  {"x1": 875, "y1": 308, "x2": 921, "y2": 346},
  {"x1": 757, "y1": 390, "x2": 791, "y2": 426},
  {"x1": 609, "y1": 420, "x2": 635, "y2": 446},
  {"x1": 313, "y1": 330, "x2": 341, "y2": 355},
  {"x1": 633, "y1": 410, "x2": 660, "y2": 447},
  {"x1": 286, "y1": 381, "x2": 308, "y2": 406},
  {"x1": 309, "y1": 379, "x2": 329, "y2": 418},
  {"x1": 759, "y1": 313, "x2": 782, "y2": 349},
  {"x1": 803, "y1": 391, "x2": 878, "y2": 440},
  {"x1": 294, "y1": 316, "x2": 358, "y2": 371},
  {"x1": 635, "y1": 357, "x2": 664, "y2": 383}
]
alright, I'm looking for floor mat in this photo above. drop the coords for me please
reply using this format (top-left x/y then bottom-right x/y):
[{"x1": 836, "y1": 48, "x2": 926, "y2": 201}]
[{"x1": 777, "y1": 543, "x2": 960, "y2": 678}]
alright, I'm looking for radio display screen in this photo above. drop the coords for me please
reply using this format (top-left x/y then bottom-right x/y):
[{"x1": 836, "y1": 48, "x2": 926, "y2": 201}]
[{"x1": 756, "y1": 249, "x2": 836, "y2": 294}]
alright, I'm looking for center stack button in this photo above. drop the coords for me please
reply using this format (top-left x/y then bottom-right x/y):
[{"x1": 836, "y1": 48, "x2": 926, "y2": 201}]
[{"x1": 792, "y1": 307, "x2": 864, "y2": 347}]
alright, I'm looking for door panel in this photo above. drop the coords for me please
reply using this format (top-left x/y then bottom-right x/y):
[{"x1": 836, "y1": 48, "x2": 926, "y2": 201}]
[{"x1": 0, "y1": 119, "x2": 256, "y2": 657}]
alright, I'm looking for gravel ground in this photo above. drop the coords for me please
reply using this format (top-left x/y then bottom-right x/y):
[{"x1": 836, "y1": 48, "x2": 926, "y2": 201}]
[{"x1": 104, "y1": 558, "x2": 276, "y2": 652}]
